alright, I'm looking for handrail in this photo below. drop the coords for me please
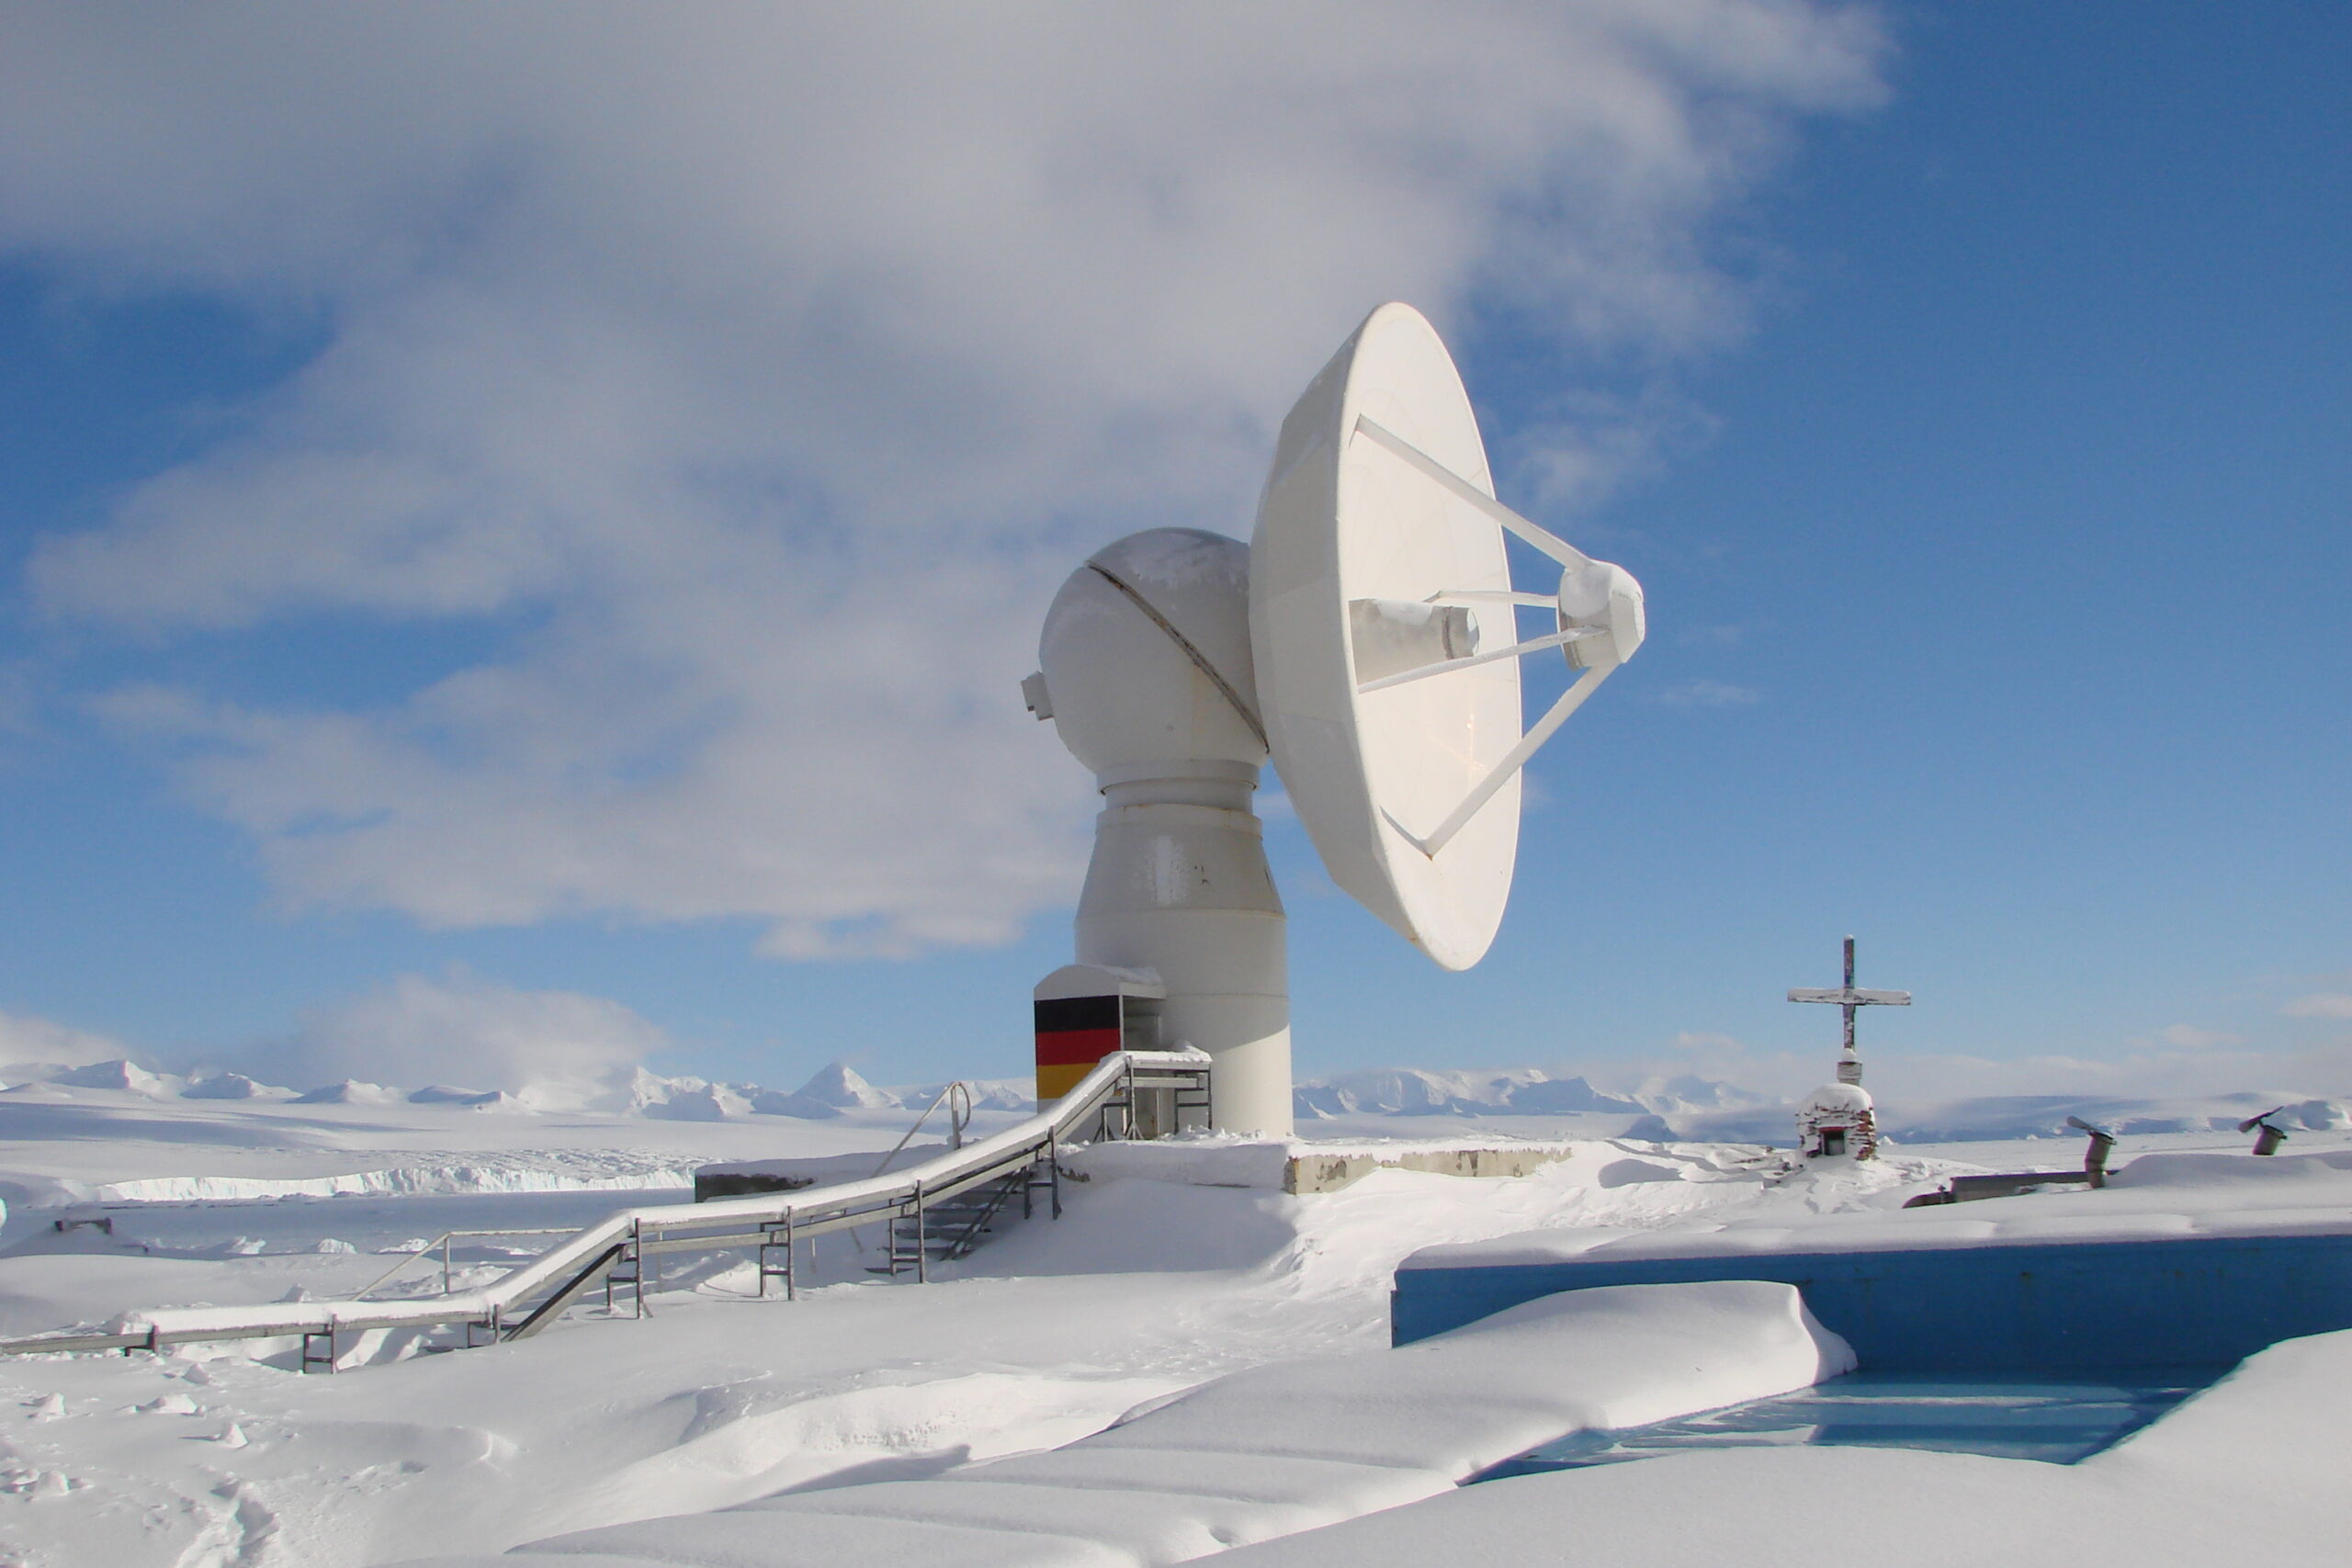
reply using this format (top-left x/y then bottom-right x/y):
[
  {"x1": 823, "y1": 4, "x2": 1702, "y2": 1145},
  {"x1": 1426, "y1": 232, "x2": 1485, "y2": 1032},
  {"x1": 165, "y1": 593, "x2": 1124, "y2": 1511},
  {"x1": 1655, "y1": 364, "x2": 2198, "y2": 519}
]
[
  {"x1": 870, "y1": 1080, "x2": 977, "y2": 1179},
  {"x1": 0, "y1": 1049, "x2": 1209, "y2": 1361},
  {"x1": 350, "y1": 1227, "x2": 584, "y2": 1301}
]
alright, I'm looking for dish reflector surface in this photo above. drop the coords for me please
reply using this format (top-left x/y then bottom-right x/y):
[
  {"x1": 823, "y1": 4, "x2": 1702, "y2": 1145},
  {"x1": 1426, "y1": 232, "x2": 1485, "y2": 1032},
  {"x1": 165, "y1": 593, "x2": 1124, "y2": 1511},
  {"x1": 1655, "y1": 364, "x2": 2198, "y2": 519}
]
[{"x1": 1250, "y1": 303, "x2": 1522, "y2": 970}]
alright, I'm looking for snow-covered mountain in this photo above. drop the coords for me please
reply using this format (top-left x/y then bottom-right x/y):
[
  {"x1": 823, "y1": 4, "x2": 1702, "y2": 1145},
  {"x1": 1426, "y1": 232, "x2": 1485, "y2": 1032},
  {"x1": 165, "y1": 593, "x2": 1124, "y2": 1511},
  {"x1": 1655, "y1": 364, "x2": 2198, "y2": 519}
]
[
  {"x1": 767, "y1": 1060, "x2": 901, "y2": 1115},
  {"x1": 1883, "y1": 1092, "x2": 2346, "y2": 1144},
  {"x1": 182, "y1": 1072, "x2": 291, "y2": 1101},
  {"x1": 1290, "y1": 1066, "x2": 1765, "y2": 1121},
  {"x1": 0, "y1": 1055, "x2": 1023, "y2": 1124},
  {"x1": 47, "y1": 1058, "x2": 182, "y2": 1096},
  {"x1": 619, "y1": 1063, "x2": 1038, "y2": 1122},
  {"x1": 8, "y1": 1052, "x2": 2344, "y2": 1146},
  {"x1": 290, "y1": 1079, "x2": 404, "y2": 1105},
  {"x1": 1289, "y1": 1065, "x2": 2348, "y2": 1150}
]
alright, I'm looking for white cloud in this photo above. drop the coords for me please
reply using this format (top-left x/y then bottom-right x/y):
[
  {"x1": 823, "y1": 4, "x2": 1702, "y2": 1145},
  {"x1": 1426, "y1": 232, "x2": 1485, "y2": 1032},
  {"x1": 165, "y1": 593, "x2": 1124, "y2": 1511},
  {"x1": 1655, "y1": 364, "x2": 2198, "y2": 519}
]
[
  {"x1": 1611, "y1": 1026, "x2": 2352, "y2": 1104},
  {"x1": 4, "y1": 3, "x2": 1884, "y2": 959},
  {"x1": 2158, "y1": 1022, "x2": 2247, "y2": 1049},
  {"x1": 1865, "y1": 1043, "x2": 2352, "y2": 1103},
  {"x1": 1658, "y1": 679, "x2": 1762, "y2": 705},
  {"x1": 0, "y1": 1008, "x2": 131, "y2": 1071},
  {"x1": 238, "y1": 970, "x2": 671, "y2": 1107},
  {"x1": 2283, "y1": 993, "x2": 2352, "y2": 1020}
]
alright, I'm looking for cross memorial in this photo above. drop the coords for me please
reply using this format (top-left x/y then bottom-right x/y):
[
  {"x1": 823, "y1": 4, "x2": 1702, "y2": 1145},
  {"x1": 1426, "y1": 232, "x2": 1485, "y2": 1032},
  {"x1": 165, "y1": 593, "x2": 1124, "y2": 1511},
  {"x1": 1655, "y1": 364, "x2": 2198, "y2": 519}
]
[{"x1": 1789, "y1": 936, "x2": 1910, "y2": 1087}]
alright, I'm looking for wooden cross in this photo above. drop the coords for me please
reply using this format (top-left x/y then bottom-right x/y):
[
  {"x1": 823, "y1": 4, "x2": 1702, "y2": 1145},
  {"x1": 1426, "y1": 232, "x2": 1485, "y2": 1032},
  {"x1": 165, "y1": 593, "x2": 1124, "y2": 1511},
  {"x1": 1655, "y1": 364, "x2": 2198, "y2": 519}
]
[{"x1": 1788, "y1": 936, "x2": 1910, "y2": 1085}]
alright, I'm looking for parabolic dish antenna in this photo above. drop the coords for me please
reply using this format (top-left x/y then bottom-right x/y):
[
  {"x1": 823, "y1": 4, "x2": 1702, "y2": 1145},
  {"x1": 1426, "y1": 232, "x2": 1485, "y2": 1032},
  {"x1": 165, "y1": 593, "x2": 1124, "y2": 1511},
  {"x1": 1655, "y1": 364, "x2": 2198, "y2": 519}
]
[
  {"x1": 1024, "y1": 300, "x2": 1644, "y2": 1134},
  {"x1": 1250, "y1": 302, "x2": 1645, "y2": 970}
]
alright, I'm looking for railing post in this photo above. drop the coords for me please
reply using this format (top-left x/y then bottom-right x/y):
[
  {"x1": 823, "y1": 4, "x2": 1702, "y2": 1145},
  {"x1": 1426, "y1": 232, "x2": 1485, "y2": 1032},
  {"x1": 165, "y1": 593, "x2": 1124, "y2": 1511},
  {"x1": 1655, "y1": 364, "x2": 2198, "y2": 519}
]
[{"x1": 913, "y1": 1182, "x2": 928, "y2": 1284}]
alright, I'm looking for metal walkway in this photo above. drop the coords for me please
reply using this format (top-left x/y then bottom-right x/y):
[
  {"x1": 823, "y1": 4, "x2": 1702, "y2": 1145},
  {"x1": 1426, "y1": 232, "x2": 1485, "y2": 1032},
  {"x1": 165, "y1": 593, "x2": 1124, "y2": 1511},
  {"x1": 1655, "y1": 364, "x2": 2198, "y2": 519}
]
[{"x1": 0, "y1": 1050, "x2": 1211, "y2": 1369}]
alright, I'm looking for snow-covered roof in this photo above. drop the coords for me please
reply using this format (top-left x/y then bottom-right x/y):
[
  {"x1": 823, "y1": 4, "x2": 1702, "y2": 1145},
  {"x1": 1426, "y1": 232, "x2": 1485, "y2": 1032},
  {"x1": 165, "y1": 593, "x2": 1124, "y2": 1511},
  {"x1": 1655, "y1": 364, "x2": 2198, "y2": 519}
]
[{"x1": 1799, "y1": 1082, "x2": 1873, "y2": 1114}]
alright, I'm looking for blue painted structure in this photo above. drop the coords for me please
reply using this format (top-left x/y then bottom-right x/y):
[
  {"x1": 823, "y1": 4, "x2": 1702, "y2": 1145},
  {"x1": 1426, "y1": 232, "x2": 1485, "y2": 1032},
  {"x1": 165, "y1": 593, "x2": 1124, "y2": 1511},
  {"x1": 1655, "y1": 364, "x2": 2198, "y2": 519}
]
[{"x1": 1392, "y1": 1232, "x2": 2352, "y2": 1373}]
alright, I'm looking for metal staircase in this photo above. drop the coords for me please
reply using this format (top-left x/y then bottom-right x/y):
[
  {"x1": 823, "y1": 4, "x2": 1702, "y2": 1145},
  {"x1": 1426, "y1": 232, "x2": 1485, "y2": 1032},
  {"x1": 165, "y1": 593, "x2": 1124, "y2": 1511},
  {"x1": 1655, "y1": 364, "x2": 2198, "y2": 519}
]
[
  {"x1": 0, "y1": 1049, "x2": 1213, "y2": 1370},
  {"x1": 870, "y1": 1166, "x2": 1052, "y2": 1279}
]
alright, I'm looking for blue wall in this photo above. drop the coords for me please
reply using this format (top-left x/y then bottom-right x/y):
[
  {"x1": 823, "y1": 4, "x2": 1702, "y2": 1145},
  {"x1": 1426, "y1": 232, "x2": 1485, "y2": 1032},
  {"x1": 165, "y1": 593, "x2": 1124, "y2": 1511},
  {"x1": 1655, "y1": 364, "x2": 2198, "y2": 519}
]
[{"x1": 1392, "y1": 1233, "x2": 2352, "y2": 1373}]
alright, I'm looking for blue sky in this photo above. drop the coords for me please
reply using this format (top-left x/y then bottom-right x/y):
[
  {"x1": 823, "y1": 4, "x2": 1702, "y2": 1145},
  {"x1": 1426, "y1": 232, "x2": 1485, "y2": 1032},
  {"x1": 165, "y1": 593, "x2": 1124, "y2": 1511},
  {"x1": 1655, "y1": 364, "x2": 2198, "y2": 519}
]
[{"x1": 0, "y1": 4, "x2": 2343, "y2": 1102}]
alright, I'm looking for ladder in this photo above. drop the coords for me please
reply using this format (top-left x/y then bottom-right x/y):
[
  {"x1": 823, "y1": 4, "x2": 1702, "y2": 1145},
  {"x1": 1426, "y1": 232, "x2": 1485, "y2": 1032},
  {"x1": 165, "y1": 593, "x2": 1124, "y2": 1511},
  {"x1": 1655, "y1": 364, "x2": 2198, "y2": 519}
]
[{"x1": 869, "y1": 1166, "x2": 1055, "y2": 1280}]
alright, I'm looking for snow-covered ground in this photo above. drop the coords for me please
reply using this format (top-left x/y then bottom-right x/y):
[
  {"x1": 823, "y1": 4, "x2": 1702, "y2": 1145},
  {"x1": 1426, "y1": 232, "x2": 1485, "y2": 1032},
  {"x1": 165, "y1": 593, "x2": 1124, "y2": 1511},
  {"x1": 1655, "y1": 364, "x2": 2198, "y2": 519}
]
[
  {"x1": 0, "y1": 1066, "x2": 2345, "y2": 1567},
  {"x1": 1210, "y1": 1320, "x2": 2352, "y2": 1568}
]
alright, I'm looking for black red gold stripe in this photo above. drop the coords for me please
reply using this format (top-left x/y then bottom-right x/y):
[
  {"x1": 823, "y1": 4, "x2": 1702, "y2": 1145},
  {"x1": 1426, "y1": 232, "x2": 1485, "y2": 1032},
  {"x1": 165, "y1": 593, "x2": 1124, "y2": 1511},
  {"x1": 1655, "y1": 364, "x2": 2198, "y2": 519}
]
[{"x1": 1035, "y1": 996, "x2": 1121, "y2": 1100}]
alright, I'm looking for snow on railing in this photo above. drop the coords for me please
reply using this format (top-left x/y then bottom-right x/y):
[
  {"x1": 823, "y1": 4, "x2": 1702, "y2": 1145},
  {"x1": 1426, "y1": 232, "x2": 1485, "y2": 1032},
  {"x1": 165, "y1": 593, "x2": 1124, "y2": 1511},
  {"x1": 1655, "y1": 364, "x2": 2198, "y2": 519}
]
[{"x1": 0, "y1": 1049, "x2": 1210, "y2": 1364}]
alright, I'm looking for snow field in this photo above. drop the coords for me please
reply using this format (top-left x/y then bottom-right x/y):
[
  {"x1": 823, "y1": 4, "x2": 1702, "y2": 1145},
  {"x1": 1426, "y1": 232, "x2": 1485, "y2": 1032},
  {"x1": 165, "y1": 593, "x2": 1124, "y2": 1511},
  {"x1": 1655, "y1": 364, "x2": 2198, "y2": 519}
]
[
  {"x1": 0, "y1": 1075, "x2": 2342, "y2": 1568},
  {"x1": 0, "y1": 1140, "x2": 1890, "y2": 1568},
  {"x1": 392, "y1": 1281, "x2": 1854, "y2": 1568}
]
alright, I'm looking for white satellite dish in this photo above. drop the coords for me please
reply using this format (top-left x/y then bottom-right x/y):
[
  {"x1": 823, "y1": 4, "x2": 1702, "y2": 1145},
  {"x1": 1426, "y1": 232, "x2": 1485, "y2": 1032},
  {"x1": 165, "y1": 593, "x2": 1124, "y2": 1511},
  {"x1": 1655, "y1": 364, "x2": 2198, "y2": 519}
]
[
  {"x1": 1024, "y1": 302, "x2": 1645, "y2": 1134},
  {"x1": 1250, "y1": 302, "x2": 1645, "y2": 969}
]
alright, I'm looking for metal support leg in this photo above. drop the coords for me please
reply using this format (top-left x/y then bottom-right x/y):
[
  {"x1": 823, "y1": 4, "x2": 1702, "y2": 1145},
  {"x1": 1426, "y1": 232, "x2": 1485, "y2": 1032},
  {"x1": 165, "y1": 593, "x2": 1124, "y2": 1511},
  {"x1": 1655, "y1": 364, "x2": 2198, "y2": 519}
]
[
  {"x1": 759, "y1": 1214, "x2": 797, "y2": 1301},
  {"x1": 1049, "y1": 1133, "x2": 1062, "y2": 1220},
  {"x1": 604, "y1": 1252, "x2": 633, "y2": 1313},
  {"x1": 913, "y1": 1183, "x2": 928, "y2": 1284},
  {"x1": 301, "y1": 1328, "x2": 337, "y2": 1374},
  {"x1": 605, "y1": 1221, "x2": 644, "y2": 1316}
]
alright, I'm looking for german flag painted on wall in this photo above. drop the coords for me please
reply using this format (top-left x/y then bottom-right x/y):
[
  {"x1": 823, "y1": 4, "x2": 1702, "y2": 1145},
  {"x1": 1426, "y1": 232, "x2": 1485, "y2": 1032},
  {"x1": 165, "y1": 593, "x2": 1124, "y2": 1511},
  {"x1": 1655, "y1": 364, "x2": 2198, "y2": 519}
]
[{"x1": 1035, "y1": 995, "x2": 1122, "y2": 1101}]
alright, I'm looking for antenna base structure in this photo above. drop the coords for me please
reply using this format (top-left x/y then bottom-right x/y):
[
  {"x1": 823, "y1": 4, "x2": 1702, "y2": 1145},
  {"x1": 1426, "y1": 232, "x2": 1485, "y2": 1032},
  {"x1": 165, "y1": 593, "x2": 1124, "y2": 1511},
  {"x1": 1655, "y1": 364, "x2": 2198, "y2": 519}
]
[{"x1": 1031, "y1": 529, "x2": 1292, "y2": 1137}]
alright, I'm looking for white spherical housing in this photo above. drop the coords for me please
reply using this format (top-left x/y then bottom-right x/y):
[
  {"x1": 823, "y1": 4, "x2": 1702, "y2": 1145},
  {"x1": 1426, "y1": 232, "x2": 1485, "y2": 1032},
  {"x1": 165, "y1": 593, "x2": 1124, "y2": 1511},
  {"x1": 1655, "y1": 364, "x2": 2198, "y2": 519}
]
[{"x1": 1039, "y1": 528, "x2": 1264, "y2": 781}]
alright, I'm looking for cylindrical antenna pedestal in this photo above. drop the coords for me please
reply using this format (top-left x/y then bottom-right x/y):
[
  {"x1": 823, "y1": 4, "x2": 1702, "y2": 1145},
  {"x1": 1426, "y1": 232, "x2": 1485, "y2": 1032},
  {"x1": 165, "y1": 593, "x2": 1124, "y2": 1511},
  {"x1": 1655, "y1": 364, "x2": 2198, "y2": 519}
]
[{"x1": 1076, "y1": 762, "x2": 1291, "y2": 1136}]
